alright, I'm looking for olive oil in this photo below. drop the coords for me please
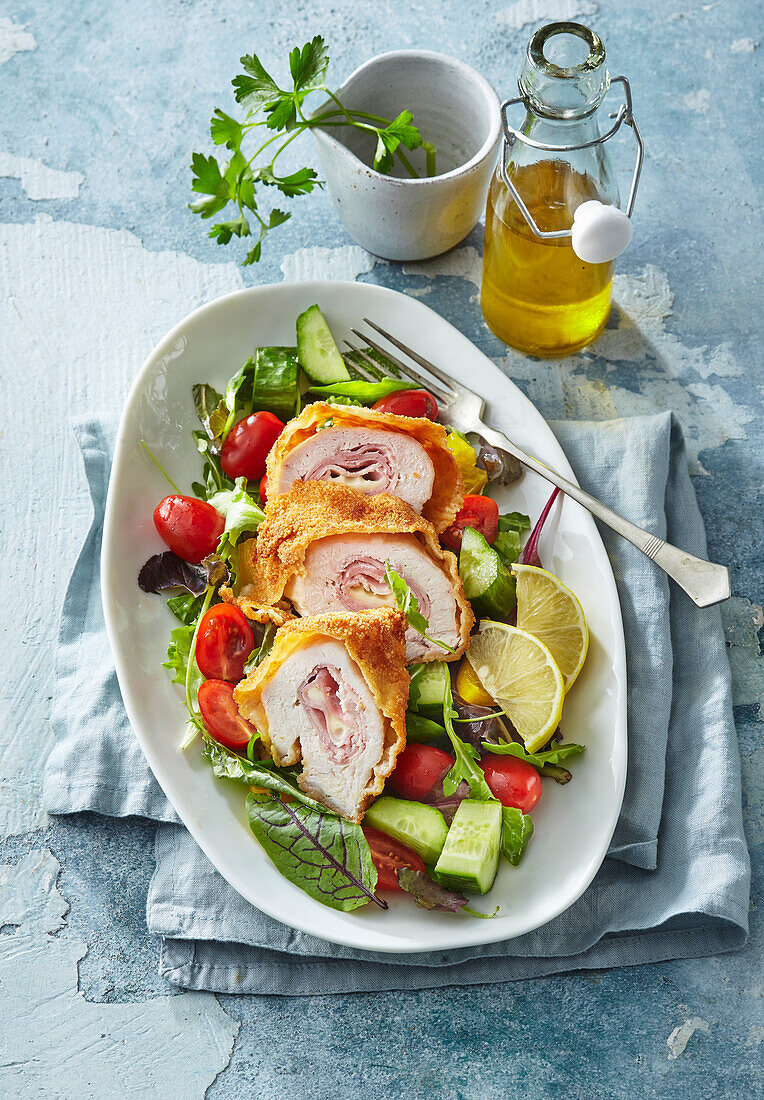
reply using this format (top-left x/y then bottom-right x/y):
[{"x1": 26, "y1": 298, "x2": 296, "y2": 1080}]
[{"x1": 481, "y1": 159, "x2": 614, "y2": 357}]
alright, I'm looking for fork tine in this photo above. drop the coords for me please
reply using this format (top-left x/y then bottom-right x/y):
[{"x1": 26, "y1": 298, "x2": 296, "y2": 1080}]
[
  {"x1": 362, "y1": 318, "x2": 464, "y2": 393},
  {"x1": 342, "y1": 344, "x2": 380, "y2": 382},
  {"x1": 350, "y1": 328, "x2": 453, "y2": 402}
]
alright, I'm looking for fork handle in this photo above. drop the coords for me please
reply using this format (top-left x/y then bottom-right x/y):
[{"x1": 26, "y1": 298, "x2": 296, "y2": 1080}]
[{"x1": 478, "y1": 425, "x2": 730, "y2": 608}]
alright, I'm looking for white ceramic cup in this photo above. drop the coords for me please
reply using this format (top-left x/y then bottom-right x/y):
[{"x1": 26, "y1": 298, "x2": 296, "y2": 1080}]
[{"x1": 310, "y1": 51, "x2": 501, "y2": 262}]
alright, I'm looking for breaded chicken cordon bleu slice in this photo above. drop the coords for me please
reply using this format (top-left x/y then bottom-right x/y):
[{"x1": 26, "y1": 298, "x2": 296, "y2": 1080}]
[
  {"x1": 264, "y1": 401, "x2": 464, "y2": 532},
  {"x1": 237, "y1": 481, "x2": 474, "y2": 663},
  {"x1": 234, "y1": 608, "x2": 409, "y2": 822}
]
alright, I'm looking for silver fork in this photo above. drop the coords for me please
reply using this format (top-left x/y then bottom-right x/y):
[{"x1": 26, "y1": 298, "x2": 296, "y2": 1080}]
[{"x1": 343, "y1": 318, "x2": 730, "y2": 609}]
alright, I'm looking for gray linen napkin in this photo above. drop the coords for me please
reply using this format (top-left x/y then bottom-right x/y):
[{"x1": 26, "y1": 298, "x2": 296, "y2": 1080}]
[{"x1": 43, "y1": 413, "x2": 750, "y2": 994}]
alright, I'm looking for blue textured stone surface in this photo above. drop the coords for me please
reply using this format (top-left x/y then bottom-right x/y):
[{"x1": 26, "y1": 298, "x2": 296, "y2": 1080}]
[{"x1": 1, "y1": 0, "x2": 761, "y2": 1096}]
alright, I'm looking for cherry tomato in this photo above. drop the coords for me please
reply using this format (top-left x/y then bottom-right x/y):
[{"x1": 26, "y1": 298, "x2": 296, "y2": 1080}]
[
  {"x1": 198, "y1": 679, "x2": 258, "y2": 750},
  {"x1": 373, "y1": 388, "x2": 439, "y2": 420},
  {"x1": 387, "y1": 743, "x2": 455, "y2": 802},
  {"x1": 480, "y1": 755, "x2": 542, "y2": 814},
  {"x1": 362, "y1": 825, "x2": 425, "y2": 891},
  {"x1": 196, "y1": 604, "x2": 255, "y2": 682},
  {"x1": 220, "y1": 411, "x2": 284, "y2": 481},
  {"x1": 153, "y1": 495, "x2": 225, "y2": 564},
  {"x1": 258, "y1": 475, "x2": 268, "y2": 505},
  {"x1": 440, "y1": 495, "x2": 500, "y2": 552}
]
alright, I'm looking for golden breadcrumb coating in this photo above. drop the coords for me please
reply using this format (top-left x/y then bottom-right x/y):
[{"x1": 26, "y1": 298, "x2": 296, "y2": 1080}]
[
  {"x1": 233, "y1": 608, "x2": 409, "y2": 822},
  {"x1": 265, "y1": 401, "x2": 464, "y2": 532},
  {"x1": 244, "y1": 481, "x2": 473, "y2": 660}
]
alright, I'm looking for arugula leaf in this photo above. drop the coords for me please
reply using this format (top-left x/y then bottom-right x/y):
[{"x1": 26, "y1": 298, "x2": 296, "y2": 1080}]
[
  {"x1": 384, "y1": 562, "x2": 428, "y2": 634},
  {"x1": 384, "y1": 563, "x2": 456, "y2": 653},
  {"x1": 501, "y1": 807, "x2": 534, "y2": 866},
  {"x1": 441, "y1": 681, "x2": 495, "y2": 801},
  {"x1": 482, "y1": 740, "x2": 585, "y2": 769},
  {"x1": 253, "y1": 346, "x2": 300, "y2": 419},
  {"x1": 201, "y1": 736, "x2": 325, "y2": 807},
  {"x1": 245, "y1": 790, "x2": 384, "y2": 911},
  {"x1": 308, "y1": 378, "x2": 418, "y2": 404}
]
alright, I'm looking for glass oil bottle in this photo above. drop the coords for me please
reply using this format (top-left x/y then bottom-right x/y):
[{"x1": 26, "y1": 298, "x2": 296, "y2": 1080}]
[{"x1": 481, "y1": 22, "x2": 643, "y2": 357}]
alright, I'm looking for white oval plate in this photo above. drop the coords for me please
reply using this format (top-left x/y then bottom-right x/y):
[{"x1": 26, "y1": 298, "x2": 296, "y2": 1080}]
[{"x1": 102, "y1": 280, "x2": 626, "y2": 953}]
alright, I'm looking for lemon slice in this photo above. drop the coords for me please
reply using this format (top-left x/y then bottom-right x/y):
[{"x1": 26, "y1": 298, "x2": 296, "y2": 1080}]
[
  {"x1": 467, "y1": 623, "x2": 564, "y2": 752},
  {"x1": 512, "y1": 564, "x2": 589, "y2": 691}
]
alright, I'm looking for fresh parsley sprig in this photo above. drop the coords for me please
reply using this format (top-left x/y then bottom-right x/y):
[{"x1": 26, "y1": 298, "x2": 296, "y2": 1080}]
[{"x1": 191, "y1": 36, "x2": 435, "y2": 265}]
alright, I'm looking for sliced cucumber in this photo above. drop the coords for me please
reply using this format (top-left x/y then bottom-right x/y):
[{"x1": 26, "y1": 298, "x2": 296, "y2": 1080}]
[
  {"x1": 364, "y1": 796, "x2": 448, "y2": 865},
  {"x1": 296, "y1": 304, "x2": 350, "y2": 384},
  {"x1": 459, "y1": 526, "x2": 517, "y2": 621},
  {"x1": 434, "y1": 799, "x2": 502, "y2": 894},
  {"x1": 409, "y1": 661, "x2": 451, "y2": 715}
]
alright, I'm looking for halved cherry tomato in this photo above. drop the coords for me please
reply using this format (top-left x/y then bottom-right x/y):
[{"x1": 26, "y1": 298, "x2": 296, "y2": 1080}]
[
  {"x1": 440, "y1": 495, "x2": 499, "y2": 552},
  {"x1": 198, "y1": 679, "x2": 257, "y2": 750},
  {"x1": 372, "y1": 388, "x2": 439, "y2": 420},
  {"x1": 220, "y1": 411, "x2": 284, "y2": 481},
  {"x1": 153, "y1": 495, "x2": 225, "y2": 564},
  {"x1": 480, "y1": 755, "x2": 542, "y2": 814},
  {"x1": 196, "y1": 604, "x2": 255, "y2": 682},
  {"x1": 258, "y1": 475, "x2": 268, "y2": 504},
  {"x1": 362, "y1": 825, "x2": 425, "y2": 891},
  {"x1": 387, "y1": 743, "x2": 455, "y2": 802}
]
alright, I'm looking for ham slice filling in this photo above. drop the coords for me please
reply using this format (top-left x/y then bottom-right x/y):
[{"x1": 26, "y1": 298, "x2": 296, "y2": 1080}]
[
  {"x1": 337, "y1": 557, "x2": 431, "y2": 619},
  {"x1": 298, "y1": 665, "x2": 364, "y2": 766},
  {"x1": 304, "y1": 444, "x2": 396, "y2": 492}
]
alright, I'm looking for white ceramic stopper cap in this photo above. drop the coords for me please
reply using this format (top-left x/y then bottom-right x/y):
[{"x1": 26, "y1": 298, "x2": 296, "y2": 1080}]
[{"x1": 571, "y1": 200, "x2": 633, "y2": 263}]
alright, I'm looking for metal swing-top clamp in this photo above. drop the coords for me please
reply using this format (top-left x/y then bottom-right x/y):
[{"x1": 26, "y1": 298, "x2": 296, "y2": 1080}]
[{"x1": 500, "y1": 76, "x2": 645, "y2": 263}]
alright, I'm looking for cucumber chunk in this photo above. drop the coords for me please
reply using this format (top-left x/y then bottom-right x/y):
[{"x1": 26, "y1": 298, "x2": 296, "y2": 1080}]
[
  {"x1": 409, "y1": 661, "x2": 451, "y2": 715},
  {"x1": 459, "y1": 526, "x2": 517, "y2": 621},
  {"x1": 296, "y1": 304, "x2": 350, "y2": 384},
  {"x1": 434, "y1": 799, "x2": 502, "y2": 894},
  {"x1": 364, "y1": 796, "x2": 448, "y2": 865}
]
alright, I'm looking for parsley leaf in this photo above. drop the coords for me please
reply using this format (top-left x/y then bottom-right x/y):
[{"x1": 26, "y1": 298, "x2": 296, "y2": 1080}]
[
  {"x1": 190, "y1": 38, "x2": 434, "y2": 265},
  {"x1": 210, "y1": 109, "x2": 245, "y2": 149},
  {"x1": 289, "y1": 35, "x2": 329, "y2": 92},
  {"x1": 233, "y1": 53, "x2": 282, "y2": 110}
]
